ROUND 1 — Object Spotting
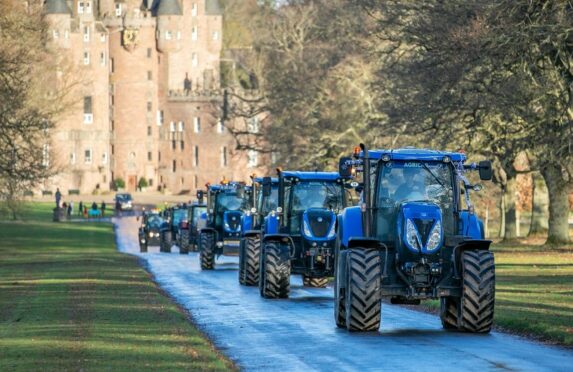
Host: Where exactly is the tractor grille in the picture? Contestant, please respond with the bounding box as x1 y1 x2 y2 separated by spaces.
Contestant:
225 211 241 231
307 210 334 238
413 218 435 246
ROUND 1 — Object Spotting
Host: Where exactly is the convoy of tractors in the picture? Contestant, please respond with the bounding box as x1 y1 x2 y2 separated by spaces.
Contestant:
137 144 495 333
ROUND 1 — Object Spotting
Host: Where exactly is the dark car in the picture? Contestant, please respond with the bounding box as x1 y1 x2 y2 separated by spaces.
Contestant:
138 211 165 252
115 193 133 211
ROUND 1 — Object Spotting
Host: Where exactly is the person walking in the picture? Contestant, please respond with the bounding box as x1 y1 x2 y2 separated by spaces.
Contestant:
69 201 74 216
78 201 83 216
101 201 106 217
55 188 62 208
67 203 72 218
83 206 88 218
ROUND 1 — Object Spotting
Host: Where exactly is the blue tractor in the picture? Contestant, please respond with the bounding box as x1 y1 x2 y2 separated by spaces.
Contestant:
238 177 279 286
334 144 494 333
259 171 352 298
198 182 251 270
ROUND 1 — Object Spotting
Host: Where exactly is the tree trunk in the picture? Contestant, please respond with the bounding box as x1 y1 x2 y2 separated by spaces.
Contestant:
502 177 518 241
528 172 549 236
541 163 571 245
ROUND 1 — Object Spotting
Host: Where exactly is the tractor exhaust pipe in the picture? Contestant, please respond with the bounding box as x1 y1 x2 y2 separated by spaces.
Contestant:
360 143 372 238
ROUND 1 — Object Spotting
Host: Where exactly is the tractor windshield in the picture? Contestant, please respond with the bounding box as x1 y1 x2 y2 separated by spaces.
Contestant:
216 193 248 212
172 209 187 225
190 206 207 224
289 181 344 234
146 214 163 228
257 185 279 215
375 161 455 243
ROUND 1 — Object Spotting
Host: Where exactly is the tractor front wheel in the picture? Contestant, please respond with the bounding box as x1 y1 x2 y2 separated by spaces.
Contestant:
179 230 190 254
160 231 171 253
243 235 261 286
459 249 495 333
260 242 290 299
200 233 215 270
344 248 381 332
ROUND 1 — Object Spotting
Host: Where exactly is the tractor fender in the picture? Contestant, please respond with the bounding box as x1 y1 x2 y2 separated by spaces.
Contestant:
348 237 384 250
243 230 261 238
452 239 493 278
262 233 294 256
340 206 364 247
200 227 219 242
242 214 254 232
458 211 485 240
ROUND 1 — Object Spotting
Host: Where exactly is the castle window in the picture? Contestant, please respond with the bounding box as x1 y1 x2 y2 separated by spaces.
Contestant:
100 52 105 66
70 153 76 165
102 152 108 164
170 121 175 132
193 117 200 133
158 151 161 161
42 144 50 167
83 26 90 42
83 96 93 124
180 177 184 186
213 31 219 41
247 150 258 168
100 33 106 42
221 147 227 167
192 26 198 41
191 3 197 16
85 1 92 14
157 110 164 126
247 117 260 133
84 149 92 164
147 101 152 112
165 30 172 40
191 53 198 67
217 119 224 133
78 2 84 14
178 121 184 132
147 71 152 80
115 3 122 17
172 160 177 172
110 58 114 73
148 152 152 161
193 146 199 166
83 51 90 65
172 140 176 150
147 48 152 58
53 30 59 39
176 31 181 40
64 30 69 39
147 126 152 136
180 141 184 150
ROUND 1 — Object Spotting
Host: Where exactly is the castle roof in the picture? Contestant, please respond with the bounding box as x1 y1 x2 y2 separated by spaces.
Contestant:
45 0 71 15
156 0 183 16
205 0 222 15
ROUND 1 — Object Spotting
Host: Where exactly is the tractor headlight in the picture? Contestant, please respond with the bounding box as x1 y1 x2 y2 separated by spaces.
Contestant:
224 222 230 230
406 219 420 251
327 221 336 239
303 219 313 237
426 221 442 251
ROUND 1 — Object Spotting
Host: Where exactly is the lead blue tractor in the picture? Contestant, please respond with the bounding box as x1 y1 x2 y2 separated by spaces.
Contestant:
334 144 495 333
238 177 279 286
199 182 251 270
258 171 352 298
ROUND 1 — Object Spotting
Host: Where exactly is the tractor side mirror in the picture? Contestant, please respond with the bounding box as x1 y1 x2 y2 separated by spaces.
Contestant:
196 190 204 201
479 160 492 181
262 177 272 197
339 157 353 178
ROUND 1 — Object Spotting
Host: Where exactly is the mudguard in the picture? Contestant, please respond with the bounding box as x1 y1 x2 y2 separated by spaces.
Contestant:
340 206 364 248
200 227 218 243
262 233 293 257
459 211 484 240
264 213 280 235
243 229 261 238
242 213 254 232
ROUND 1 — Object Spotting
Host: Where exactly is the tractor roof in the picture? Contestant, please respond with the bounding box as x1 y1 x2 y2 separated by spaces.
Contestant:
209 182 245 192
281 171 341 181
364 148 466 162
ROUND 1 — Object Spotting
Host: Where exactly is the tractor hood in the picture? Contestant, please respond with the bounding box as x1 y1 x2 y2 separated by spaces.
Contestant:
223 211 243 233
397 201 443 254
302 208 336 240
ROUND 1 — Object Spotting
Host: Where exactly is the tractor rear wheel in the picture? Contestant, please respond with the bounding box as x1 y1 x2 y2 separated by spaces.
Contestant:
244 235 261 286
260 242 290 299
459 249 495 333
440 296 459 330
334 251 347 328
200 233 215 270
344 248 381 332
160 231 171 253
179 230 190 254
303 276 328 288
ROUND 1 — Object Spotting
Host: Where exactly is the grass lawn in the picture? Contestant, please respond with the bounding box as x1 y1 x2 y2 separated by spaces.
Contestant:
0 203 235 371
423 242 573 347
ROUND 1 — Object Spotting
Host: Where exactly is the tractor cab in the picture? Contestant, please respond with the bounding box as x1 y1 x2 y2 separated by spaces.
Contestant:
186 191 208 252
258 171 352 298
199 182 251 270
334 144 495 333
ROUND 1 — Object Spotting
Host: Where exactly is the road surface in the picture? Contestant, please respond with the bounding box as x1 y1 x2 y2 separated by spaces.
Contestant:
115 217 573 371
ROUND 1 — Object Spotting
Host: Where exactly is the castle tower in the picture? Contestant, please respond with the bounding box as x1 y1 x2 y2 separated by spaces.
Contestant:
156 0 183 54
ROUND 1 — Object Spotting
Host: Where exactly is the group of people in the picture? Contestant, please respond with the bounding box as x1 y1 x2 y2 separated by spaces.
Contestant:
55 188 107 218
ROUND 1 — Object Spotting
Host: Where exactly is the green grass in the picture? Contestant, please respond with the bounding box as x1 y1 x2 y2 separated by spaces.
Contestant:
0 202 235 371
424 243 573 346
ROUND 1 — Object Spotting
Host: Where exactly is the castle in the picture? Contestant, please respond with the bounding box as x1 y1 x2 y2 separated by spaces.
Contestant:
43 0 265 194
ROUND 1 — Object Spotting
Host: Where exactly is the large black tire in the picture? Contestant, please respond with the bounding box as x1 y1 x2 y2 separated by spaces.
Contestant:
334 250 347 328
238 239 246 285
200 233 215 270
440 296 459 330
243 235 261 286
459 249 495 333
260 242 290 299
344 248 381 332
303 275 328 288
179 230 190 254
160 231 171 253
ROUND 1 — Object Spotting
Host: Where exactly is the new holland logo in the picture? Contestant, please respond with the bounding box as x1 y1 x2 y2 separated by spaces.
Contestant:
317 217 323 222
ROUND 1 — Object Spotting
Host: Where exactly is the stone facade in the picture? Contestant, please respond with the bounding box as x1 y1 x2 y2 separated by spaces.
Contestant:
44 0 267 195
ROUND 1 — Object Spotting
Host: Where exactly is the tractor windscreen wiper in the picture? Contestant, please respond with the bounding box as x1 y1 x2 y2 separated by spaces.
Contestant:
421 162 447 190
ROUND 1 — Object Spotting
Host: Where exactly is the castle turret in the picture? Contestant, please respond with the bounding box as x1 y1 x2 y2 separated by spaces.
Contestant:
44 0 71 49
155 0 183 53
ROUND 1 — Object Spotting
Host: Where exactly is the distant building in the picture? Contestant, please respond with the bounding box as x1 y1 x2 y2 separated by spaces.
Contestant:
43 0 267 194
